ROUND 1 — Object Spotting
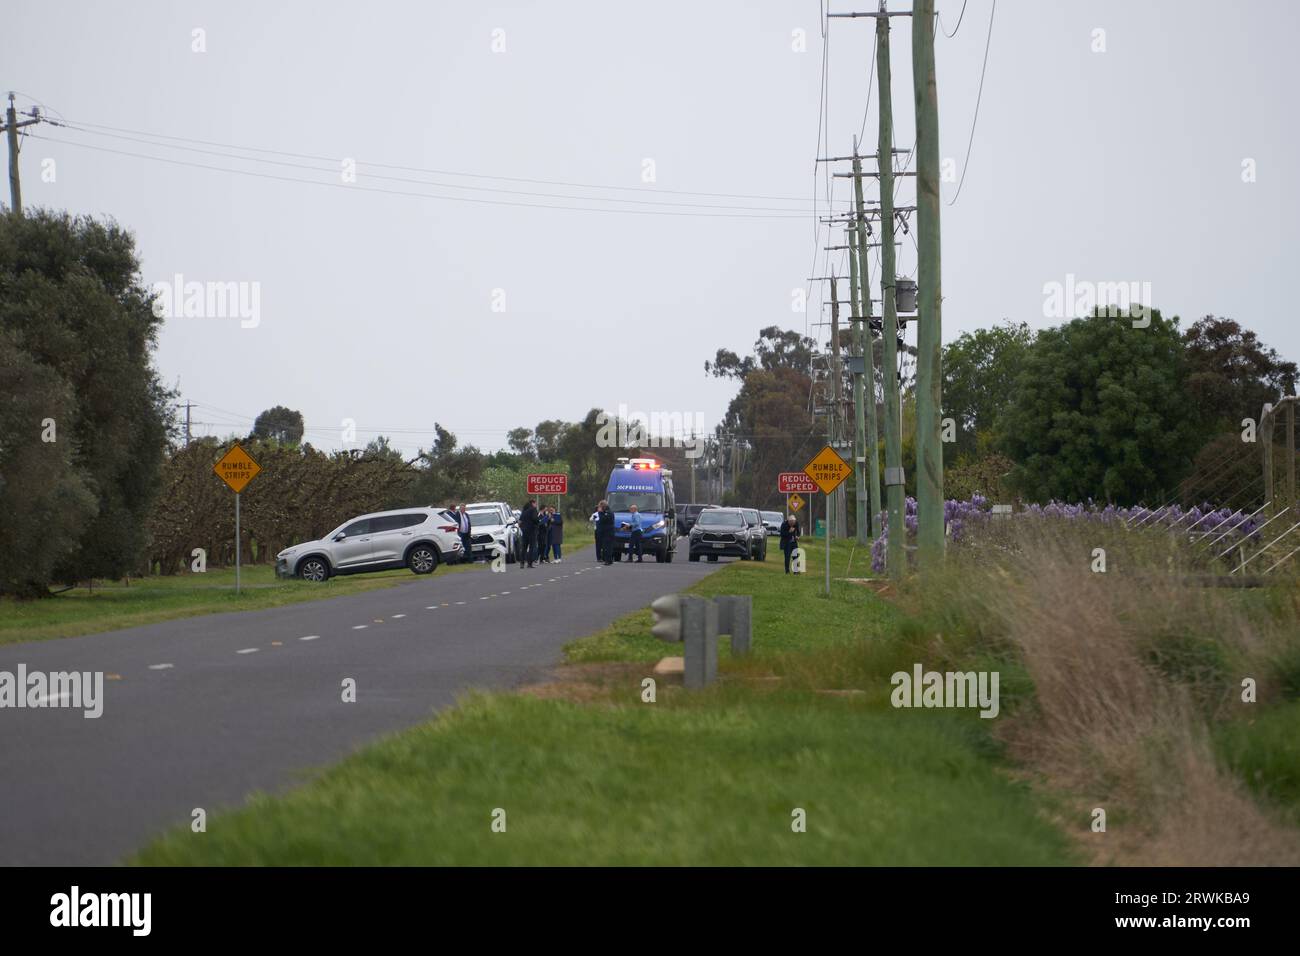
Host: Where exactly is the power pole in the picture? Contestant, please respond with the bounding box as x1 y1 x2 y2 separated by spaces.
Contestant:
690 431 697 502
850 146 883 542
829 275 843 541
876 9 908 578
912 0 945 566
3 94 43 216
183 401 194 447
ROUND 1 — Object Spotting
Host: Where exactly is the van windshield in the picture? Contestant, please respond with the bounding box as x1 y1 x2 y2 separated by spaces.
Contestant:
609 491 663 513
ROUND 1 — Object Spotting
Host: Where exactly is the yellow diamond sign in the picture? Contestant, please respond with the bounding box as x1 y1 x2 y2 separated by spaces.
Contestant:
788 493 806 513
214 442 261 493
802 444 853 495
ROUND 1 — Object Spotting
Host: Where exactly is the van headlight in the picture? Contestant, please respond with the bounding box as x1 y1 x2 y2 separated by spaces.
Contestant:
650 519 665 530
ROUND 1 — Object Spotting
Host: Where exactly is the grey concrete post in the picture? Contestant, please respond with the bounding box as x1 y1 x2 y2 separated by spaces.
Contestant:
681 596 718 689
712 595 753 656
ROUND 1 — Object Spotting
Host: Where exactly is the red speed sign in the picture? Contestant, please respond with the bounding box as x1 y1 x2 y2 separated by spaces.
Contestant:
527 474 568 495
778 472 818 494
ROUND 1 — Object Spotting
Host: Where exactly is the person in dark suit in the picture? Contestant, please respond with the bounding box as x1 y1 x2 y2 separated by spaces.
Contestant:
456 504 474 564
536 507 552 563
595 500 615 565
549 508 564 562
519 498 539 568
780 515 801 574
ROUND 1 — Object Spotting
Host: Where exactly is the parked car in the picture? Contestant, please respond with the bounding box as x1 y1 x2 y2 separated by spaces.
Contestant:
461 501 521 563
275 508 463 581
675 502 716 536
761 510 784 535
688 507 755 562
740 508 769 560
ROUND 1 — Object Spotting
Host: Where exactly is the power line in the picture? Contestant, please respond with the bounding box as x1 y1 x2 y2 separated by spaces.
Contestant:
939 0 970 38
30 133 815 220
58 117 848 207
945 0 997 206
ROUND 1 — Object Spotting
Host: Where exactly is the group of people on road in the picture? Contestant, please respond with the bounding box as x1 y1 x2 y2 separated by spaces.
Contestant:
516 498 563 569
590 499 648 565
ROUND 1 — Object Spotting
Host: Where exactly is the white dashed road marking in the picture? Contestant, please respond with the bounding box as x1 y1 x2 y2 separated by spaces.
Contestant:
147 663 174 670
352 625 368 630
392 614 406 619
300 635 320 641
236 648 259 655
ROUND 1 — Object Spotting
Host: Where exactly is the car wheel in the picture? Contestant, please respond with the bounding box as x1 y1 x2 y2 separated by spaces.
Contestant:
407 544 439 575
689 552 700 562
666 543 675 563
297 557 329 582
707 554 718 562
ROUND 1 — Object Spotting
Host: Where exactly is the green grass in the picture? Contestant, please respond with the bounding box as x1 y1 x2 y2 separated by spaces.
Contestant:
132 535 1080 866
1214 700 1300 826
0 561 476 646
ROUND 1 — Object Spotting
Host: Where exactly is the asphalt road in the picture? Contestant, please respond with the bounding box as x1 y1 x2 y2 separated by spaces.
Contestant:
0 544 722 865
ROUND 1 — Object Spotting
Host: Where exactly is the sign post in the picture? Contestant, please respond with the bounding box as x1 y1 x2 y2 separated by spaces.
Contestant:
214 443 262 594
802 445 853 596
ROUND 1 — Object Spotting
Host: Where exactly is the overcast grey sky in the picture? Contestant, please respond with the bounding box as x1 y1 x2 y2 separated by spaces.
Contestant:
7 1 1298 455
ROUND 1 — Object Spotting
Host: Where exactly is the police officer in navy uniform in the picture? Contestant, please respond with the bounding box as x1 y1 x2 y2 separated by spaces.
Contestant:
595 499 615 565
519 498 539 568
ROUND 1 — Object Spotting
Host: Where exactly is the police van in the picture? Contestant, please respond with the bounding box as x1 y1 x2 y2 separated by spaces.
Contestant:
605 457 677 562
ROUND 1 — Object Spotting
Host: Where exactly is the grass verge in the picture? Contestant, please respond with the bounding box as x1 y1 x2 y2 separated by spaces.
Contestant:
0 560 478 646
133 536 1078 866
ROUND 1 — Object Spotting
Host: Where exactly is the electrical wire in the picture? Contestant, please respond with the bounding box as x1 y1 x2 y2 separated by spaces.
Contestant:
945 0 996 206
939 0 970 38
30 133 815 220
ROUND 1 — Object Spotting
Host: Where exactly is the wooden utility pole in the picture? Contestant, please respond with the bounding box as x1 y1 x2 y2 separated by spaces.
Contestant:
876 10 907 578
829 275 842 540
2 94 43 215
912 0 945 566
850 146 883 542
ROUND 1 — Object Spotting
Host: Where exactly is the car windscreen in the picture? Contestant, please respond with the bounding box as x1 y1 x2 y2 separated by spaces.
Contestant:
696 511 744 528
467 511 502 528
762 512 782 523
609 491 663 513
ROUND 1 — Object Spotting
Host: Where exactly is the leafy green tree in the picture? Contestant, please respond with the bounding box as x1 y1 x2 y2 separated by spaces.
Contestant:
0 331 99 595
1183 316 1297 432
251 405 305 445
0 210 173 587
942 320 1035 464
997 308 1201 505
506 427 534 458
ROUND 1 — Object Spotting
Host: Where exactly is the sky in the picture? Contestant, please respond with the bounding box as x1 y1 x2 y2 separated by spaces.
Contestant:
6 0 1298 456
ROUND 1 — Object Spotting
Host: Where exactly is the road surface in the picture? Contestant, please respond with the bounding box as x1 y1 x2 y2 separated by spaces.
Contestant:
0 547 721 865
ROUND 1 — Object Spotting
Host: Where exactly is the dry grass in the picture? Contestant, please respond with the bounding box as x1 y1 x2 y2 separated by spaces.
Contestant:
908 521 1300 866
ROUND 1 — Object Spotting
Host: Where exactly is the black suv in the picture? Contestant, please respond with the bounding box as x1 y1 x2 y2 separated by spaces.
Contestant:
688 508 749 562
739 508 769 561
675 503 715 536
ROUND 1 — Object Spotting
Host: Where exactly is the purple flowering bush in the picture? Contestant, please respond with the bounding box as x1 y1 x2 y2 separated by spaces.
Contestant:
870 496 1263 573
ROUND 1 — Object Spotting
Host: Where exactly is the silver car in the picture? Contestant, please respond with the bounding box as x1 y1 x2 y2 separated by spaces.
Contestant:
276 507 463 581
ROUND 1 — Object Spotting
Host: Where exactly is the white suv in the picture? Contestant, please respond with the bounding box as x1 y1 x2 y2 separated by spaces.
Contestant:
460 501 521 563
276 508 463 581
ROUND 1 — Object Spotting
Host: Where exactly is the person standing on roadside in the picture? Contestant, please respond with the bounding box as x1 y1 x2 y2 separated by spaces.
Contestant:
549 507 564 563
456 504 474 564
519 498 539 568
622 504 645 562
595 499 615 565
537 506 552 564
780 514 801 574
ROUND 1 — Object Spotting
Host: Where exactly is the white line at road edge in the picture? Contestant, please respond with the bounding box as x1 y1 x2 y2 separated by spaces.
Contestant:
236 648 259 655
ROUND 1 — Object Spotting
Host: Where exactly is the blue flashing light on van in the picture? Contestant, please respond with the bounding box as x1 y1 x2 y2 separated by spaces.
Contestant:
605 457 677 562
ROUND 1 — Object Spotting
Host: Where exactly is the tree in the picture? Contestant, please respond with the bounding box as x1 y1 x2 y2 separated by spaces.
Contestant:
942 320 1035 464
0 210 172 588
506 427 534 458
251 405 305 445
997 308 1201 505
1183 316 1297 433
